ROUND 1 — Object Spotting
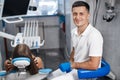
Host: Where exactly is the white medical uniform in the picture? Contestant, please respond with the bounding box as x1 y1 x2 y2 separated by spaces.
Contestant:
71 24 103 64
71 24 103 80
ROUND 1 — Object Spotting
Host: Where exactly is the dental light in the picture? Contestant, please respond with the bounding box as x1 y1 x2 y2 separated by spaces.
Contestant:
103 0 116 22
0 20 44 49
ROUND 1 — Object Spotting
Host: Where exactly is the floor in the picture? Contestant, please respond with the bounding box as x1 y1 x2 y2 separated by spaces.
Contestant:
32 48 112 80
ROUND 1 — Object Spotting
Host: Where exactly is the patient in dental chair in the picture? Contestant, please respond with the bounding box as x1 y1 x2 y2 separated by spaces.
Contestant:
4 44 43 75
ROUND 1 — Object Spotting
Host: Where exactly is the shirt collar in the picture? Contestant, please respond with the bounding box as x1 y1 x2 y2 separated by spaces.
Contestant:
74 24 92 37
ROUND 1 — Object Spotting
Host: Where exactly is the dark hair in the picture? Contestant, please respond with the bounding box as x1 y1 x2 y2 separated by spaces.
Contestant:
12 44 38 75
72 1 90 12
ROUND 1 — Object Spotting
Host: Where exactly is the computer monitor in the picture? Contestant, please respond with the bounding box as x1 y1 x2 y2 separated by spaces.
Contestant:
1 0 30 23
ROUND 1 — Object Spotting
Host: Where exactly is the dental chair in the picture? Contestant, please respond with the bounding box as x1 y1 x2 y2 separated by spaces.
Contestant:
59 59 110 79
0 57 30 80
12 57 52 80
0 57 52 80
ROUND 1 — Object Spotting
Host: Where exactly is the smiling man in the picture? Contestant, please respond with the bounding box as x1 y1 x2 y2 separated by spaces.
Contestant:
70 1 103 80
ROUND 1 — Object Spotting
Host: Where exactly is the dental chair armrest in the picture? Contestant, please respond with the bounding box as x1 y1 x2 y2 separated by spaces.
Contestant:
39 68 52 74
0 70 18 77
77 60 110 79
0 71 7 77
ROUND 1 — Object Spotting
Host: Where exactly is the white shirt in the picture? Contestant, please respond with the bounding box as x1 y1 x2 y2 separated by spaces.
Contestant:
71 24 103 63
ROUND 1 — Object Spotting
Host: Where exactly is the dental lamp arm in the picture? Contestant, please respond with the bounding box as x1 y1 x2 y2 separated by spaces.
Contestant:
0 31 24 47
0 31 44 49
0 31 15 40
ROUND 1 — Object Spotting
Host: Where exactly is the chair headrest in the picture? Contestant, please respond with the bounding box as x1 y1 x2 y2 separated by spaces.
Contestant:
12 57 30 68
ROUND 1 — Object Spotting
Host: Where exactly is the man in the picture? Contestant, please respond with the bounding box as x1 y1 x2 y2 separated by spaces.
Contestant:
71 0 103 70
70 1 103 80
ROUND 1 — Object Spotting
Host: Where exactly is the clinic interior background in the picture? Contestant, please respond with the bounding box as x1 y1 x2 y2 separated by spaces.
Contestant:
0 0 120 79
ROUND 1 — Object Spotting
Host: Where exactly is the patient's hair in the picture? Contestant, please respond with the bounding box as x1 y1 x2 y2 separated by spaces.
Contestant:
12 44 38 75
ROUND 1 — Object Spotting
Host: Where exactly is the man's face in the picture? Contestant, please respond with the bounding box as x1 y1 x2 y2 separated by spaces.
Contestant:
72 6 90 28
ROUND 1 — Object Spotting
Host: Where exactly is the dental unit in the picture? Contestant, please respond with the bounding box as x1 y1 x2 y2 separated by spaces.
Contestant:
0 57 52 80
0 20 44 49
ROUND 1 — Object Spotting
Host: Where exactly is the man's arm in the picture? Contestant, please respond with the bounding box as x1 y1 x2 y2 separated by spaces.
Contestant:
71 56 101 70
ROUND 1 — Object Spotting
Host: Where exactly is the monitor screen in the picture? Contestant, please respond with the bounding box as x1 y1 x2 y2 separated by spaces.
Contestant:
2 0 30 18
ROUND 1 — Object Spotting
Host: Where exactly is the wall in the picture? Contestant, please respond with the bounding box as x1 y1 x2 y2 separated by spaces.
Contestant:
95 0 120 79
